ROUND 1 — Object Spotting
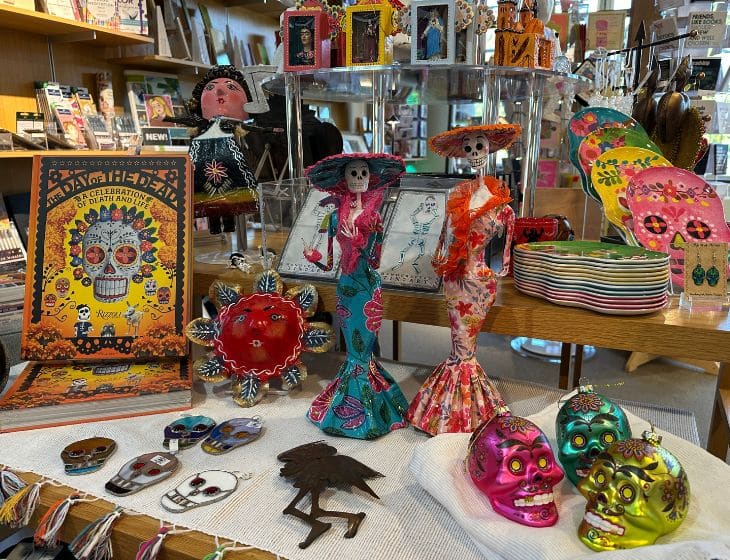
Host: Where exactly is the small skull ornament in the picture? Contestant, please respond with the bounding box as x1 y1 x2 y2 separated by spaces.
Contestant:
201 417 263 455
578 430 690 551
467 410 564 527
163 415 216 451
105 452 179 496
344 160 370 193
160 470 239 513
61 437 116 475
556 386 631 486
461 131 490 170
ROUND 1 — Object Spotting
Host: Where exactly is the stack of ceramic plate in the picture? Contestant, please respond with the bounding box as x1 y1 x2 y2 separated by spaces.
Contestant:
513 241 670 315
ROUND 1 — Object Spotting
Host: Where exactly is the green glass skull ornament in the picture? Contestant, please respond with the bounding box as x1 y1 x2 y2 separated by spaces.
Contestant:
556 386 631 486
577 430 690 550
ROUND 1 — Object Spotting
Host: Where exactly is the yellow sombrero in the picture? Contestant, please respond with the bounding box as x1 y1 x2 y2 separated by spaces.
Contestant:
429 124 522 158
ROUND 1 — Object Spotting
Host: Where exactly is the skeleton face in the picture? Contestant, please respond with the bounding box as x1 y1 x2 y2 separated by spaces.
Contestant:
144 278 158 297
55 278 70 298
61 437 116 475
344 160 370 193
163 415 216 450
468 412 564 527
77 305 91 321
461 132 490 170
82 221 141 303
424 196 437 213
577 431 689 550
160 470 238 513
201 417 263 455
105 452 179 496
157 287 171 305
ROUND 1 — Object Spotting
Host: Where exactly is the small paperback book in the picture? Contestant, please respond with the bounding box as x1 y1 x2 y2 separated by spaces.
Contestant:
0 360 192 432
21 155 192 361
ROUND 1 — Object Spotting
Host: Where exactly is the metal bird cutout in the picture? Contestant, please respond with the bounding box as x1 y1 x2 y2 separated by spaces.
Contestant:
278 441 384 548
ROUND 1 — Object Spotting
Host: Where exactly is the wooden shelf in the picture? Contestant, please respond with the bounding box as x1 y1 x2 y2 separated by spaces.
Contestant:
0 5 153 46
108 55 213 73
0 149 129 159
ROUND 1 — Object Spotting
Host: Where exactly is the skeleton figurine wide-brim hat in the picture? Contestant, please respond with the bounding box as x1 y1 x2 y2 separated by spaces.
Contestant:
429 124 522 158
305 153 405 193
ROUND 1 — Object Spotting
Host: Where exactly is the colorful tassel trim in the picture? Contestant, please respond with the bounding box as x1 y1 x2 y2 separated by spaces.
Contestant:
136 527 170 560
35 494 81 548
0 468 27 505
69 507 123 560
0 480 41 528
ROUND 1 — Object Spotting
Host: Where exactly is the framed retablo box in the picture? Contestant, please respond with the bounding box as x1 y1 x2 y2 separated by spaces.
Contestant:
277 189 342 281
283 9 331 71
21 155 192 362
379 189 447 291
345 2 392 66
411 0 456 65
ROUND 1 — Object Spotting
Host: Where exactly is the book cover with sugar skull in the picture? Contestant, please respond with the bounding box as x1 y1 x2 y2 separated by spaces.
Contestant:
22 155 192 361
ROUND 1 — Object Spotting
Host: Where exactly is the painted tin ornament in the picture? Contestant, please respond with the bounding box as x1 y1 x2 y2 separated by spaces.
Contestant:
467 409 564 527
556 386 631 486
578 430 690 551
105 452 179 496
61 437 117 476
186 270 335 406
201 417 263 455
160 470 239 513
162 415 216 452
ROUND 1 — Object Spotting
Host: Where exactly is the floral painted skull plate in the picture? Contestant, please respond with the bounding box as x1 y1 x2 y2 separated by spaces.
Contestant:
578 430 689 551
61 437 116 475
162 415 216 452
626 166 730 287
186 270 335 406
578 128 661 201
556 386 631 487
568 108 644 202
201 417 263 454
467 410 564 527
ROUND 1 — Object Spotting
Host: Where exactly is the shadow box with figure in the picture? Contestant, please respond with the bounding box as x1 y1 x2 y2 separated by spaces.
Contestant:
411 0 456 65
283 9 331 72
345 1 393 67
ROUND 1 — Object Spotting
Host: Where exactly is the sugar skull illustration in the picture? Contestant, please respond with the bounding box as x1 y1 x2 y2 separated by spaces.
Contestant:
55 278 70 298
626 167 730 287
144 278 158 297
467 410 565 527
556 386 631 486
69 204 157 303
577 430 690 551
186 270 335 407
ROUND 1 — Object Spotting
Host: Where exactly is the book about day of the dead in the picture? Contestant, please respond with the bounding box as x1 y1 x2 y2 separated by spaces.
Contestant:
0 360 192 432
21 155 192 362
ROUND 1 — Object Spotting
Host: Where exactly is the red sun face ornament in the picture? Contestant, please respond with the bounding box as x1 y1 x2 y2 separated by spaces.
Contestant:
186 270 335 406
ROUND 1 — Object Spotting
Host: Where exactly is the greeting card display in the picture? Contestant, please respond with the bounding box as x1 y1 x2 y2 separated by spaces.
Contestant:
283 9 331 71
21 155 192 361
626 166 730 288
345 1 394 66
410 0 456 65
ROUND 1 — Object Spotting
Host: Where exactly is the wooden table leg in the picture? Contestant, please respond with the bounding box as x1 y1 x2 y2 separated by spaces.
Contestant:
707 362 730 460
573 344 584 389
559 342 571 390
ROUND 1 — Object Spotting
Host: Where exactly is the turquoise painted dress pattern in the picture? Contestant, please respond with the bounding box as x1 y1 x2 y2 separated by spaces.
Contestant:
307 208 409 439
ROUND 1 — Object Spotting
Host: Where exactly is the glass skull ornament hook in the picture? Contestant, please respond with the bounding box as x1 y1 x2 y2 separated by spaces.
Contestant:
186 270 335 406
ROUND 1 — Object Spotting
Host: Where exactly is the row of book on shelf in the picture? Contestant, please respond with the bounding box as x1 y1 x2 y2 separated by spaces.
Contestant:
0 154 194 432
5 70 190 152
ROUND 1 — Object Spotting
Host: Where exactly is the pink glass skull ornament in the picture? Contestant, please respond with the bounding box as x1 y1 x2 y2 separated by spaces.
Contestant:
467 411 564 527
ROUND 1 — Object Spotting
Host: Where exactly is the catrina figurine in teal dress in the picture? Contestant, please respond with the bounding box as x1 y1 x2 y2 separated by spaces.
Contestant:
303 153 409 439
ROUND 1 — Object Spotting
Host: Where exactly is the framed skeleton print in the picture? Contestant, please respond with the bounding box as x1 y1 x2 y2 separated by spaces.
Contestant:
283 9 331 71
411 0 456 65
379 189 447 291
345 2 393 66
276 189 342 281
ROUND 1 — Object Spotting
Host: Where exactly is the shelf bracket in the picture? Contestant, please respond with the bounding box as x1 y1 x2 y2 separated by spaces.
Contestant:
50 31 98 44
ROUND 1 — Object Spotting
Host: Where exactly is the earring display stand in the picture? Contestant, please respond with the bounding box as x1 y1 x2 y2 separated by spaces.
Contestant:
679 242 730 312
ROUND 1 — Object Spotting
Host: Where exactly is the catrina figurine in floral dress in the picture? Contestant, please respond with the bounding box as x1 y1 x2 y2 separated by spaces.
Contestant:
303 153 409 439
408 124 521 435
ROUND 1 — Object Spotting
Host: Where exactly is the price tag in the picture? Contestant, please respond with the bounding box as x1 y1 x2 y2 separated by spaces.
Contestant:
150 454 171 466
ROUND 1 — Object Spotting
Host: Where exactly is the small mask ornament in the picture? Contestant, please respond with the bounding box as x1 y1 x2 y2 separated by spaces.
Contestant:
577 430 690 551
467 410 565 527
201 417 263 455
61 437 117 475
105 452 179 496
186 270 334 406
162 415 217 452
160 470 239 513
556 386 631 486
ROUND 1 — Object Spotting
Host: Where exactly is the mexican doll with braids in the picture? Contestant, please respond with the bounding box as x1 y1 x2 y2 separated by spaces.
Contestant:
408 124 521 435
303 153 409 439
